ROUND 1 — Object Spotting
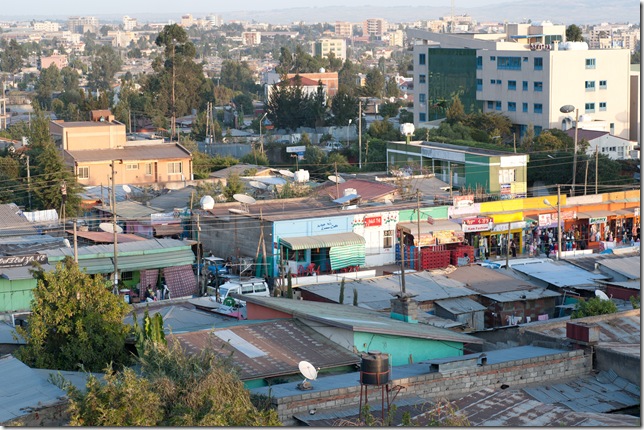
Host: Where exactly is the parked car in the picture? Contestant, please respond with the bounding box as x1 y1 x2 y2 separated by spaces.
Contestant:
323 141 344 152
207 277 270 306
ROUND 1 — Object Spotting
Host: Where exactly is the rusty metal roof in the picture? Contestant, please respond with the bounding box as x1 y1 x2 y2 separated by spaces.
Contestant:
65 143 190 162
64 230 147 244
596 256 640 280
168 319 359 381
315 178 398 202
445 265 540 294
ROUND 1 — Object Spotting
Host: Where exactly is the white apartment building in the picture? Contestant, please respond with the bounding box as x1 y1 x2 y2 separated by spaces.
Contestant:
363 18 386 37
388 30 404 47
123 16 137 31
33 21 59 32
312 38 347 60
242 31 261 46
67 16 98 34
334 21 352 38
206 14 223 27
180 14 194 27
477 43 630 139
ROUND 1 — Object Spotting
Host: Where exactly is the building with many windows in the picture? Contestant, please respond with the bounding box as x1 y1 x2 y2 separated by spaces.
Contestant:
334 21 352 38
363 18 386 37
122 16 137 31
67 16 98 34
312 38 347 60
408 26 632 140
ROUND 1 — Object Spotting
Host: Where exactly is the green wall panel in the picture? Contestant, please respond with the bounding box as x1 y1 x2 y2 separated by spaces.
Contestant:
354 332 463 366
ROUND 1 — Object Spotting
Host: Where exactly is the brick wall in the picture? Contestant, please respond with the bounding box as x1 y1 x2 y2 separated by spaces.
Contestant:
268 349 591 425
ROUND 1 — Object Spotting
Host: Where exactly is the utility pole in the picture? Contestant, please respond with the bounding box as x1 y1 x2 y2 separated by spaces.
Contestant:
25 155 31 210
571 108 579 197
398 227 406 294
171 39 176 142
73 219 78 263
584 159 589 195
334 162 340 199
358 101 362 169
110 161 121 293
416 190 421 271
196 213 202 295
505 223 510 269
449 162 453 199
595 147 598 195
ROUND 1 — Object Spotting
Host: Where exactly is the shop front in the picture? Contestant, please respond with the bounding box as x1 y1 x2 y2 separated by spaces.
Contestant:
460 217 493 259
278 232 366 275
576 210 613 249
479 212 524 257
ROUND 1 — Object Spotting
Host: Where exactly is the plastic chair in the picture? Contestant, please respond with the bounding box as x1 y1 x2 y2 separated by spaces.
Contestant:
306 263 319 276
297 265 307 277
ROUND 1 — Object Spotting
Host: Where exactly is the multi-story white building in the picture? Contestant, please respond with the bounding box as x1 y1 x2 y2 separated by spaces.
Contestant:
33 21 59 32
206 14 223 27
388 30 404 47
242 31 261 46
312 38 347 60
180 14 194 27
123 16 137 31
334 21 352 38
408 26 632 140
363 18 386 37
67 16 98 34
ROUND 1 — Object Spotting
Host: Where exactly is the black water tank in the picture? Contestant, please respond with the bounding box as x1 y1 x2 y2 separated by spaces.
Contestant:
360 351 390 385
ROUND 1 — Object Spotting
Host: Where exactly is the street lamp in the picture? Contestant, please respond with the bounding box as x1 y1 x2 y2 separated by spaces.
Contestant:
259 112 268 155
543 184 562 260
347 119 352 147
560 105 579 196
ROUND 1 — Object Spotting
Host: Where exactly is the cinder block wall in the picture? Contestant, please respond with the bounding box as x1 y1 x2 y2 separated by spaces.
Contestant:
271 350 591 425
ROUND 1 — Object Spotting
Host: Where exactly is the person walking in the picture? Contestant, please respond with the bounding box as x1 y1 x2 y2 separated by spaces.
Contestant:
510 239 517 258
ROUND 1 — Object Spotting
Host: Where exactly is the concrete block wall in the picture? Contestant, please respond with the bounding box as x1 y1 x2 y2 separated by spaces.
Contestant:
271 349 591 425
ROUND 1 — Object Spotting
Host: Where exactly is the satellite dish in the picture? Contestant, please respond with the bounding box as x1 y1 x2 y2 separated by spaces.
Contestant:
233 194 257 205
99 222 123 234
595 290 610 301
384 198 393 206
249 180 268 190
200 195 215 210
298 360 318 381
279 169 295 178
122 184 132 193
328 175 345 184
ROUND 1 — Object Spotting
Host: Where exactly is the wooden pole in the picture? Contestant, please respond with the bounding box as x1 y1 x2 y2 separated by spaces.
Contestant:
73 219 78 263
584 159 589 195
399 227 406 294
416 190 421 270
595 146 598 195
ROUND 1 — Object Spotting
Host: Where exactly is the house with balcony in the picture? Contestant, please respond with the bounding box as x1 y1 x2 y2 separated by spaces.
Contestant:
51 110 192 187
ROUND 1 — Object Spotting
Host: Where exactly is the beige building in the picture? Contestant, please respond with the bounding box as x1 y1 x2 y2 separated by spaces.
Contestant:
33 21 59 32
51 111 193 187
312 38 347 60
363 18 386 37
334 21 352 38
242 31 262 46
39 55 68 70
67 16 98 34
388 30 404 47
123 16 137 31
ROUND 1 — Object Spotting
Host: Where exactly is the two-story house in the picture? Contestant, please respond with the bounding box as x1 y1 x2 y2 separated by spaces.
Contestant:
51 110 193 187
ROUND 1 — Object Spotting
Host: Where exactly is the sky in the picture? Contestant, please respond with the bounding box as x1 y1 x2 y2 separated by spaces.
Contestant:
2 0 512 17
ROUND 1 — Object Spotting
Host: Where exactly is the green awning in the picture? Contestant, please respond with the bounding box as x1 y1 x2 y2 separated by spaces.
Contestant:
329 244 365 270
74 249 196 274
279 232 366 251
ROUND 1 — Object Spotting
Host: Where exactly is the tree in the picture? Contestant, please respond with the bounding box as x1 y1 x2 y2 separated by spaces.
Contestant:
87 45 122 93
566 24 584 42
445 94 466 125
223 172 244 201
15 257 131 372
0 39 25 73
368 120 400 141
338 278 345 304
379 102 399 119
220 60 259 93
570 296 617 319
353 288 358 306
34 64 62 110
521 123 535 151
363 67 385 98
329 89 359 126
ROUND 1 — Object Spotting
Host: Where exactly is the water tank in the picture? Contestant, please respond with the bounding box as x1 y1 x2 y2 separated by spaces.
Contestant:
360 351 390 385
344 188 357 197
560 41 589 50
294 169 310 183
200 195 215 210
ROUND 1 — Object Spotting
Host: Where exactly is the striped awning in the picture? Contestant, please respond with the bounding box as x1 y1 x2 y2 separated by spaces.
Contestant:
329 244 365 270
279 232 366 251
398 220 460 235
577 210 614 220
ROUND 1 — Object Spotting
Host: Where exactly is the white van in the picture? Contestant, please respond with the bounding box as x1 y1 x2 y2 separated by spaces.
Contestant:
207 277 269 305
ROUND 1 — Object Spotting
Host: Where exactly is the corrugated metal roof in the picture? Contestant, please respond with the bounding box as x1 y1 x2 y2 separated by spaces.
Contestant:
244 296 483 345
0 355 67 423
434 297 486 314
0 234 68 255
510 259 609 288
65 143 190 162
596 256 640 280
398 219 460 234
147 186 196 211
0 264 55 280
280 232 365 250
95 200 164 218
598 279 640 290
445 265 540 294
480 288 561 303
44 238 191 259
445 387 640 427
315 179 398 202
0 204 38 238
300 271 476 308
64 230 147 244
169 319 360 381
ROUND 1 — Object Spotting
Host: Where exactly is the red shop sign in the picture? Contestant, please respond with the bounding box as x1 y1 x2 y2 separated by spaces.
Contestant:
463 217 492 225
364 216 382 227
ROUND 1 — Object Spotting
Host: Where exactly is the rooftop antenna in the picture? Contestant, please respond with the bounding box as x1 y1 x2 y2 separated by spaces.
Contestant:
297 360 318 390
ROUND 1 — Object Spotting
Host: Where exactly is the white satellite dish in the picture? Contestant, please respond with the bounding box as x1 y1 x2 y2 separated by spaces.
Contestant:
99 222 123 234
122 184 132 193
248 180 268 190
200 195 215 210
298 360 318 382
279 169 295 178
233 194 257 205
328 175 345 184
595 290 610 301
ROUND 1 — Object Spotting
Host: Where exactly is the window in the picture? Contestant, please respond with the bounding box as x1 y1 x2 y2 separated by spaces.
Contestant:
145 163 153 176
534 103 543 114
383 230 394 249
599 102 607 111
534 81 543 92
476 78 482 91
585 102 595 113
419 53 426 65
476 56 482 70
508 102 516 112
585 80 595 91
496 79 502 85
487 101 494 109
419 74 426 84
522 102 528 113
497 56 521 70
495 101 501 111
168 162 182 174
77 166 89 179
534 126 542 135
508 80 516 90
126 163 138 170
585 58 596 69
490 56 496 61
599 80 607 89
121 271 134 281
534 57 543 70
490 79 496 84
523 57 528 62
419 94 426 103
610 123 614 134
419 113 426 122
522 81 528 91
499 169 515 183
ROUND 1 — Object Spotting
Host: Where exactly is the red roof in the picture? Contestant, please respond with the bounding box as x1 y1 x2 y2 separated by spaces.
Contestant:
282 75 324 87
317 178 398 202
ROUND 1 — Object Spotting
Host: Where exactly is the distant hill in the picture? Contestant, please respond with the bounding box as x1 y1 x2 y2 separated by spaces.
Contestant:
3 0 639 26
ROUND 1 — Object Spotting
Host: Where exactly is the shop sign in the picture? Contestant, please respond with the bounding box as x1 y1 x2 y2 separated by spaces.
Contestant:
538 210 576 226
589 216 607 224
364 216 382 227
500 184 512 194
453 195 474 208
635 208 640 217
462 217 492 233
491 221 526 232
0 254 48 268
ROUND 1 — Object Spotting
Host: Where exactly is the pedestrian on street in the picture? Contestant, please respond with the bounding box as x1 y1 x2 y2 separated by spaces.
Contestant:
510 239 517 258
